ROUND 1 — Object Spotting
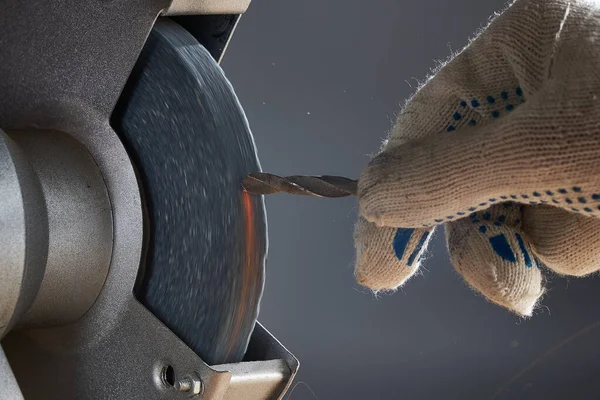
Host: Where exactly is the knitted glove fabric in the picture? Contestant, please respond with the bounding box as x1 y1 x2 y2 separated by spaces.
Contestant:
355 0 600 316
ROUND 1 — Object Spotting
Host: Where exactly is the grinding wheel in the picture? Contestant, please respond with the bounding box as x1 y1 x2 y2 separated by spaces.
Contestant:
112 19 267 365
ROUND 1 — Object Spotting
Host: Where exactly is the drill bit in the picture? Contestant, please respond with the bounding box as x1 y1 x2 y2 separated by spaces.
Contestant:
242 172 357 198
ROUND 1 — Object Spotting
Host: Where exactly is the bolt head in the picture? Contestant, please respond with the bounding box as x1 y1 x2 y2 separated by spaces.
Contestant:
182 374 202 396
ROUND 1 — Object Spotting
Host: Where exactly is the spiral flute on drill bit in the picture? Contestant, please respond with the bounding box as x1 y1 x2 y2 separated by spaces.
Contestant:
243 172 358 198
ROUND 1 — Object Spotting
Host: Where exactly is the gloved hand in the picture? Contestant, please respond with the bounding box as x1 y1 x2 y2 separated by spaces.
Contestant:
354 0 600 316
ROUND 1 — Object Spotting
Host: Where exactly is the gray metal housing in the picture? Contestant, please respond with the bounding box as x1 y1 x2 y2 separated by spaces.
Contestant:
0 0 297 398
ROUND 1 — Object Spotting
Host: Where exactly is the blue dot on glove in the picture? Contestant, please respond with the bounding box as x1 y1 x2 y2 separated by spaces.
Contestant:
515 233 532 268
489 234 517 263
393 228 415 261
407 231 430 266
393 228 429 266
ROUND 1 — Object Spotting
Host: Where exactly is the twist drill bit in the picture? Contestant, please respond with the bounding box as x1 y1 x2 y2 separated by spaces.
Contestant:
242 172 357 198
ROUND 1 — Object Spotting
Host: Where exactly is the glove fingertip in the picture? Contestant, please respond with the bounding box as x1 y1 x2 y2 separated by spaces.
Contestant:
510 287 545 317
447 204 545 316
354 220 434 291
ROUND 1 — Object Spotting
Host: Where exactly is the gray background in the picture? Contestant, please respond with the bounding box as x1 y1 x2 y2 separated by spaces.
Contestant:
222 1 600 399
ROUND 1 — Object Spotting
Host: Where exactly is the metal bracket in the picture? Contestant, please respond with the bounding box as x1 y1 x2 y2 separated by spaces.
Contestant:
3 297 297 399
163 0 251 16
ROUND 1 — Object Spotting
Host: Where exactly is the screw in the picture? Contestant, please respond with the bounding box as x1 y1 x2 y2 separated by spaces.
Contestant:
175 378 192 392
174 374 203 396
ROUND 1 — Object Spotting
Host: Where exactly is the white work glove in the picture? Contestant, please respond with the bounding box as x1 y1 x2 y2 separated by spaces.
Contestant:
354 0 600 316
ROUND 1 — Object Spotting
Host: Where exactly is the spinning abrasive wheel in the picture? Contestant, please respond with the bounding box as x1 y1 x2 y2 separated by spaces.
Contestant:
117 19 266 366
0 3 297 399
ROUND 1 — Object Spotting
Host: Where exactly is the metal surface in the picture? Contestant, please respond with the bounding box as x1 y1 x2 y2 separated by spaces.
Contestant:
0 130 47 339
4 296 297 400
214 360 290 400
0 0 161 397
175 374 203 394
0 0 166 352
115 19 267 366
0 346 23 400
164 0 251 16
0 0 170 122
0 1 298 398
7 129 113 328
243 173 357 197
223 323 300 400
